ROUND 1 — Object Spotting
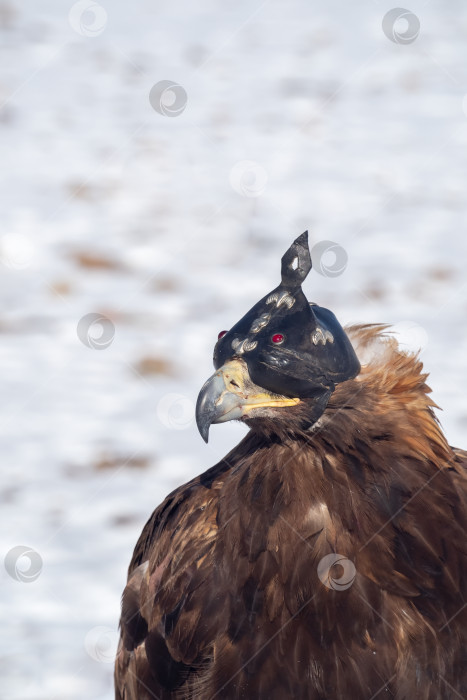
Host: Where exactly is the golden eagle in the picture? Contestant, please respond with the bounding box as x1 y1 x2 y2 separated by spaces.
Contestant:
115 233 467 699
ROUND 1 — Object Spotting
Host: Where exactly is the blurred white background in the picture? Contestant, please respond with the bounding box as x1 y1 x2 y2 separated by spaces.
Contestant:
1 0 467 697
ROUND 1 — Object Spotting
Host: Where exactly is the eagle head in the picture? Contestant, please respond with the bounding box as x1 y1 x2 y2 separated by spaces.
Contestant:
196 232 360 442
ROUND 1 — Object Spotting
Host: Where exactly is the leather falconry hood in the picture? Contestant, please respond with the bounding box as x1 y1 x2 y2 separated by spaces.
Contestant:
213 231 361 413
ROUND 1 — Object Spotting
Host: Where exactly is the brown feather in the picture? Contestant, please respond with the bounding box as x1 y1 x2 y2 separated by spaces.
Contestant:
115 325 467 699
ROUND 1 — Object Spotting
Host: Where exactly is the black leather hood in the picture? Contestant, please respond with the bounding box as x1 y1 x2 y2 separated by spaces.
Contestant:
213 231 361 399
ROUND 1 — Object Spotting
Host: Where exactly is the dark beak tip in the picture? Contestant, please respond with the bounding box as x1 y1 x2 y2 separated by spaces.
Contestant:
196 366 244 443
199 424 210 444
196 372 226 444
195 391 211 444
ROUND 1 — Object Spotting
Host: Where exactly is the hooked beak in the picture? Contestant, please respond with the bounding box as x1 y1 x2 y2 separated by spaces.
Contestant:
195 359 300 443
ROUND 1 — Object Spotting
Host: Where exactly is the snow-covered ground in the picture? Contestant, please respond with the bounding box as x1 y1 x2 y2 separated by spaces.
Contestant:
1 0 467 697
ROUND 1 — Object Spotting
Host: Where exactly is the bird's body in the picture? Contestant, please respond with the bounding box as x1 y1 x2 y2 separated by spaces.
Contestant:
115 324 467 700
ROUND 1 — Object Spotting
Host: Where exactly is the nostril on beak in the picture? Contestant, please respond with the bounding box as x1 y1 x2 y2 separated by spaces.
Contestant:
229 379 241 394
